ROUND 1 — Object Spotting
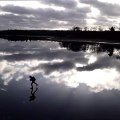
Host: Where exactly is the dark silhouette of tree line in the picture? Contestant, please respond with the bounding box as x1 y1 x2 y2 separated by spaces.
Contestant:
71 26 116 31
0 26 119 41
2 33 120 58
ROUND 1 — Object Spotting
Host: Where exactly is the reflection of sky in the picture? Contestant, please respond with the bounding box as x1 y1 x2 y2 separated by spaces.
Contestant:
1 39 120 92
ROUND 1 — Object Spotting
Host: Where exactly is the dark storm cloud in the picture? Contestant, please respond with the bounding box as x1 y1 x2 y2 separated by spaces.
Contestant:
41 0 77 8
0 0 119 29
0 39 88 65
0 1 91 29
28 50 88 74
0 40 87 62
94 16 112 26
0 39 52 53
40 61 75 74
77 54 120 71
0 49 89 76
1 48 88 63
80 0 120 17
0 40 89 74
1 5 31 15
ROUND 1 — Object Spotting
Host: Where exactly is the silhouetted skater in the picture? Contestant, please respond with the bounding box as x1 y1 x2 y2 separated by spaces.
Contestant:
29 76 38 89
29 87 38 101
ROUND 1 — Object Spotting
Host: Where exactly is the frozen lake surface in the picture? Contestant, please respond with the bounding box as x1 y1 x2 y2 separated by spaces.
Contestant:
0 38 120 120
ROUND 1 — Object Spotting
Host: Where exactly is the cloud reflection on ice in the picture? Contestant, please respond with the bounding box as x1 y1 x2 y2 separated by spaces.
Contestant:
0 39 120 92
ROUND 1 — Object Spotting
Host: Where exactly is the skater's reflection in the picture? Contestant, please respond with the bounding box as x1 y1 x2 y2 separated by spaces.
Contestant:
29 87 38 101
29 76 38 102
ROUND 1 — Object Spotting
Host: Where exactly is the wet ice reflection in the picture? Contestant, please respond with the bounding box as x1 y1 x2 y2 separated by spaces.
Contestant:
0 39 120 92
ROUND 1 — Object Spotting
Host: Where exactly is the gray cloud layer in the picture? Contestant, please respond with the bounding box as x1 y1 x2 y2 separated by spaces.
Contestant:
41 0 77 8
77 55 120 71
0 0 120 29
0 1 90 29
80 0 120 17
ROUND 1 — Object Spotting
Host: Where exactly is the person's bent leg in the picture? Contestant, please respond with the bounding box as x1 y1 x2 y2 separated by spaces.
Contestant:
34 82 38 86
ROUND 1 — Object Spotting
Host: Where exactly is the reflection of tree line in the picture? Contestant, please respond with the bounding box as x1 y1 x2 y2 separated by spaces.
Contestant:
1 34 120 58
1 35 51 41
60 41 120 57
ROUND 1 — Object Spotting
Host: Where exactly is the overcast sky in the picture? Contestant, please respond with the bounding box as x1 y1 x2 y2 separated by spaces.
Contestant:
0 0 120 30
